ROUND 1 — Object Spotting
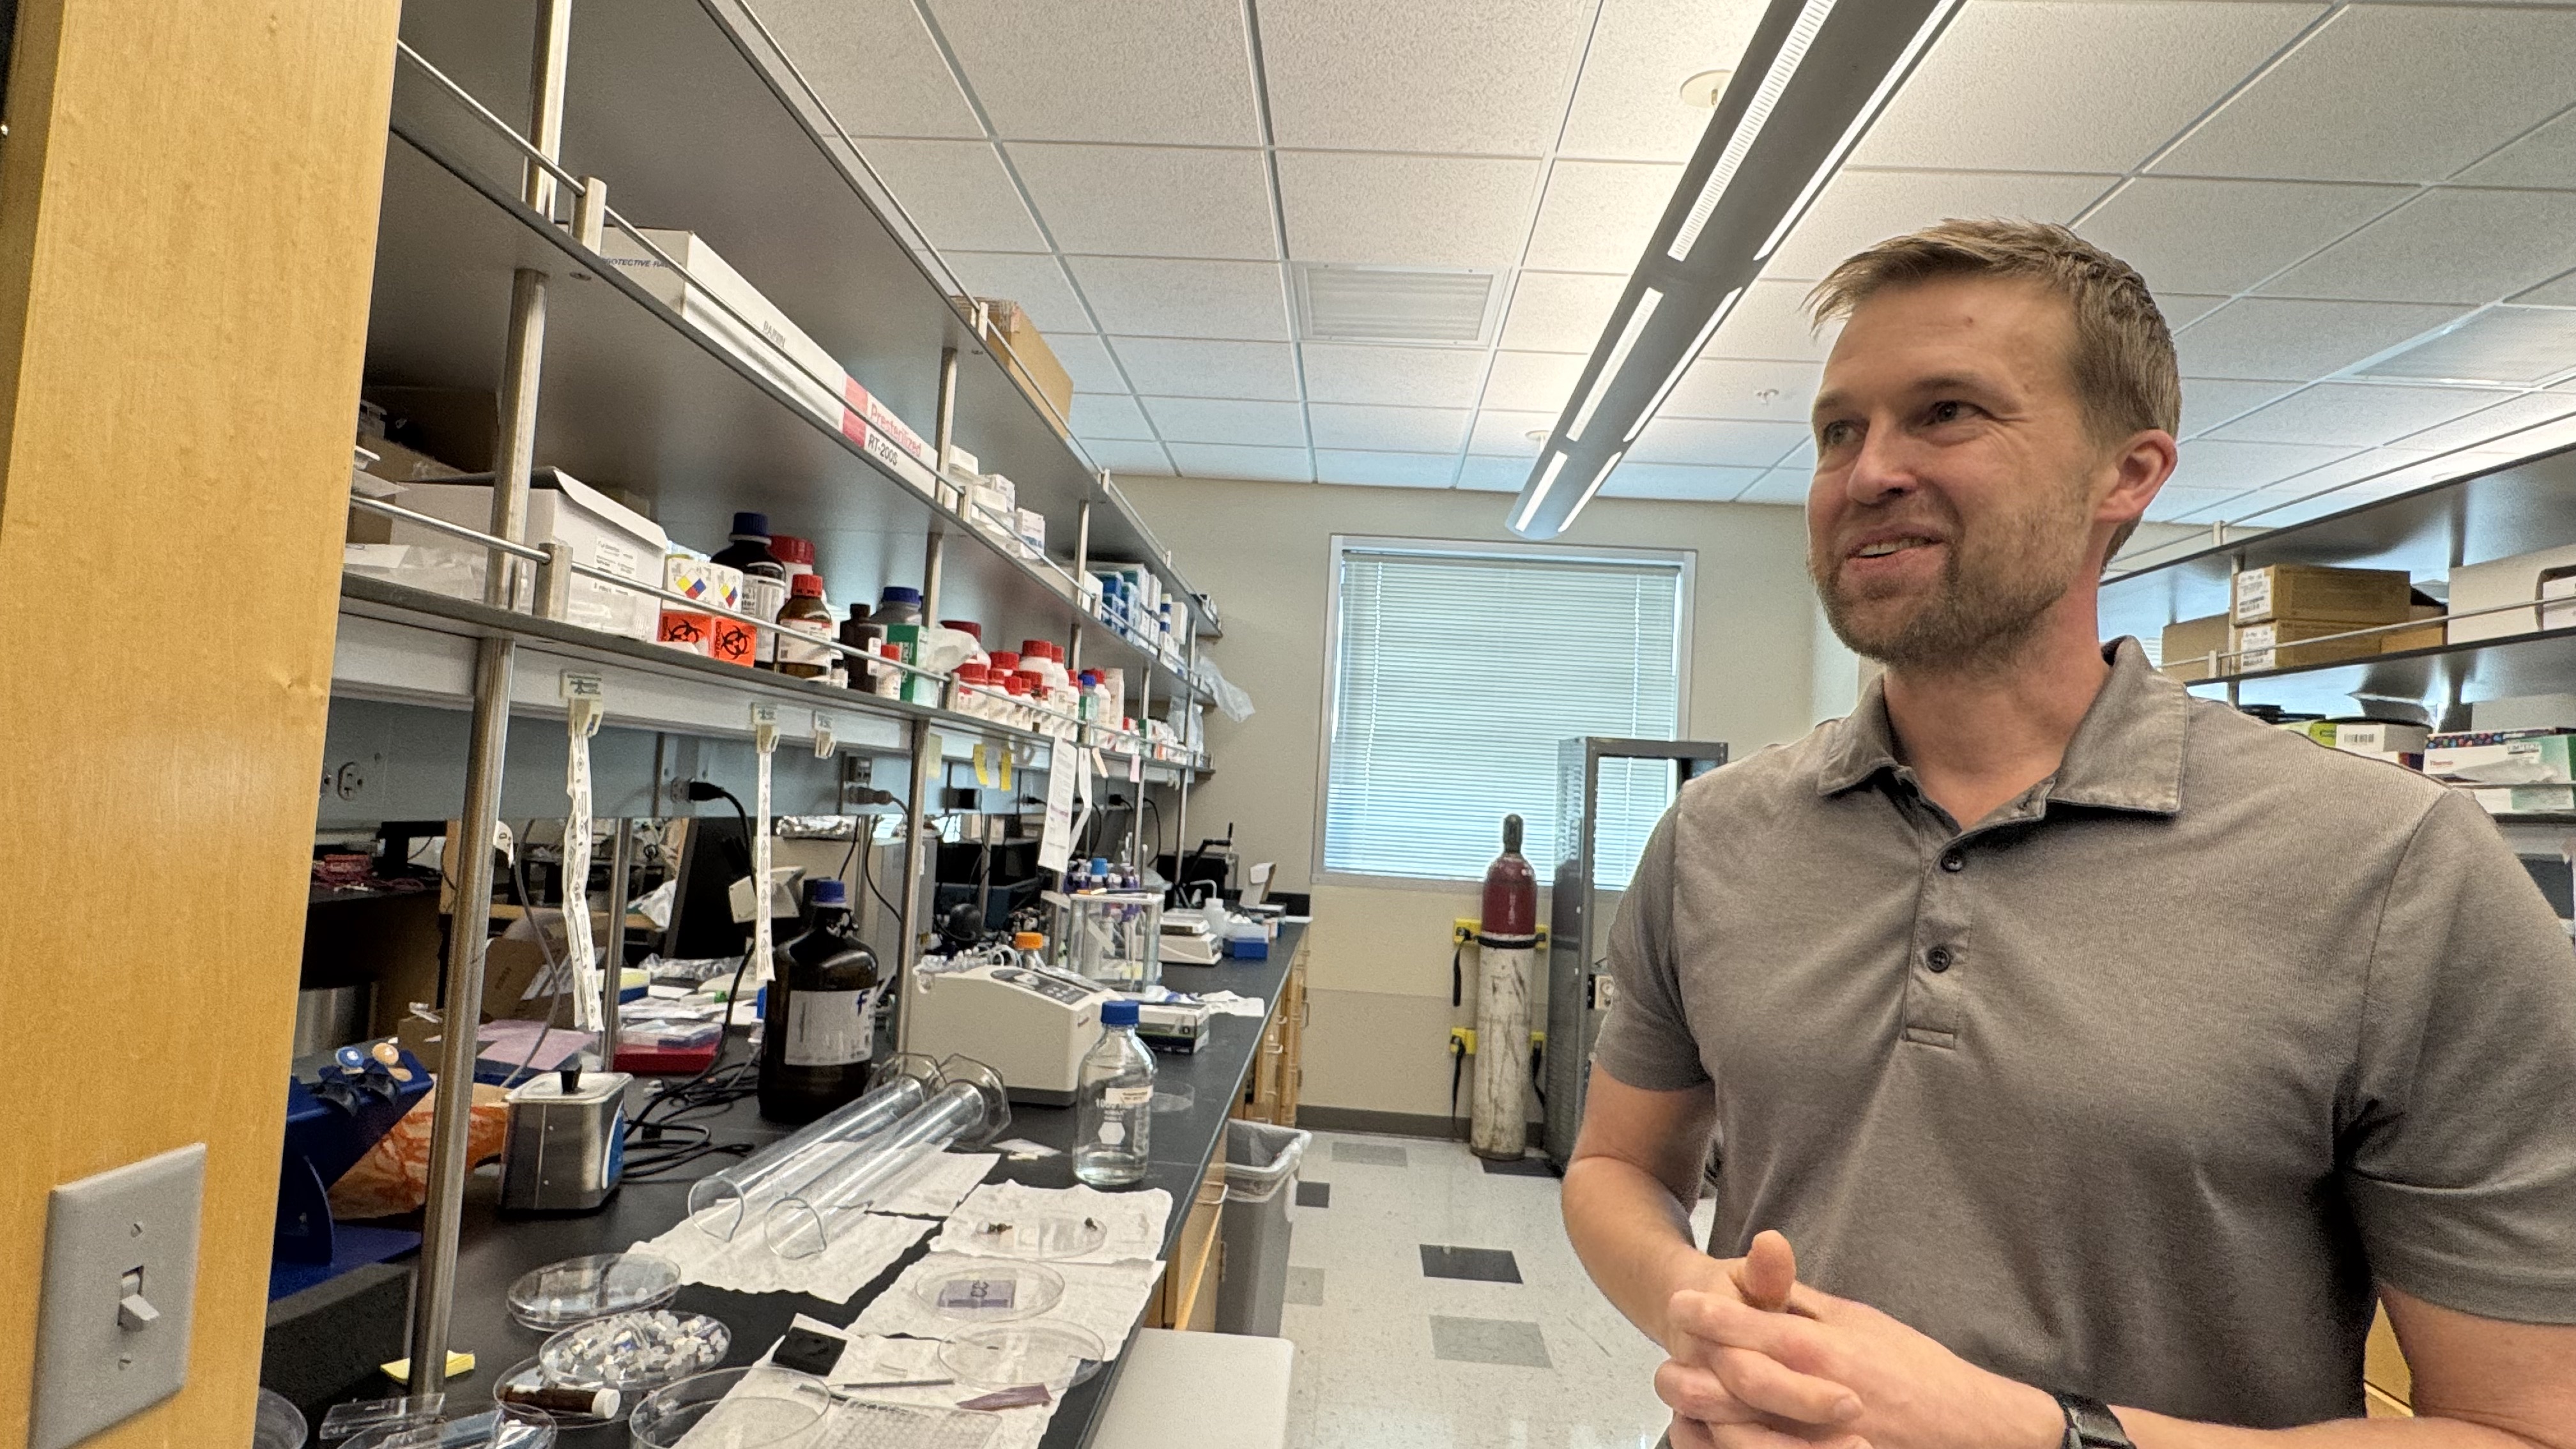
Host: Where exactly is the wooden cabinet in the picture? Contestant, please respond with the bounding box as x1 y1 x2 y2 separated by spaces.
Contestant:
2363 1305 2412 1418
1149 1138 1228 1331
1236 934 1308 1126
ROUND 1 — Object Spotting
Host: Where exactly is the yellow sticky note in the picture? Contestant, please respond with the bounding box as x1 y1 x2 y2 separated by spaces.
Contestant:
379 1350 475 1385
974 744 998 788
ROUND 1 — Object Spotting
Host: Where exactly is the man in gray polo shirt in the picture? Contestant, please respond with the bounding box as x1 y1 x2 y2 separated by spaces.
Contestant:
1563 219 2576 1449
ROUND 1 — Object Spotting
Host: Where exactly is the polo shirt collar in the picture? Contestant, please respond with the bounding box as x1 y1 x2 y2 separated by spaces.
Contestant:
1815 637 2187 816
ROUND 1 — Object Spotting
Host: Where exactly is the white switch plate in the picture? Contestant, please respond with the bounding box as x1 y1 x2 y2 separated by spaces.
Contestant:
33 1143 205 1449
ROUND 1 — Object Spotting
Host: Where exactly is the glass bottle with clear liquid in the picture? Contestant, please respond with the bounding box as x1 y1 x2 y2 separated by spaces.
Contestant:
1074 999 1154 1188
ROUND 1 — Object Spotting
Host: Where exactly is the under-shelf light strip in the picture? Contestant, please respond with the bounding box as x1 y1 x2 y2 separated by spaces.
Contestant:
1566 290 1664 443
1665 0 1839 264
1753 0 1960 263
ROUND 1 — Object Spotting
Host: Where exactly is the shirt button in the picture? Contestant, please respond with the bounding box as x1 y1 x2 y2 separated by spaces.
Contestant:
1939 850 1965 873
1926 946 1954 974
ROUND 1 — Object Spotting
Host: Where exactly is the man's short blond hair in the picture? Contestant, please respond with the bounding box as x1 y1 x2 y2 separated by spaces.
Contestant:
1806 218 2179 560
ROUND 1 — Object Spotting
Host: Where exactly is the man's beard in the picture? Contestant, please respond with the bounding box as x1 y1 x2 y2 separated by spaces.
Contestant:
1809 489 2091 674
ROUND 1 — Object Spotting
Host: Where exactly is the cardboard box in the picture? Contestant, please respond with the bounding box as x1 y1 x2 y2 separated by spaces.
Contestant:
2424 732 2576 785
2159 613 2233 682
389 469 670 641
965 296 1074 434
2232 564 2412 627
2334 722 2431 756
2379 604 2446 655
2446 542 2576 645
2234 619 2380 672
848 413 939 496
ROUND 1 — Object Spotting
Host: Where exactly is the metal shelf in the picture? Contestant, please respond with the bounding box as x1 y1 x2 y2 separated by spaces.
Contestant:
387 0 1219 637
2177 622 2576 721
2101 443 2576 643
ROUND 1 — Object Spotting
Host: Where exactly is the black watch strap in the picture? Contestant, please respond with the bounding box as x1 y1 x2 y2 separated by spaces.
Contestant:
2053 1392 2135 1449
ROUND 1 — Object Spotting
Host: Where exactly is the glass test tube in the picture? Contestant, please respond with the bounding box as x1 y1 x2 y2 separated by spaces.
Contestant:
763 1079 994 1259
684 1059 938 1239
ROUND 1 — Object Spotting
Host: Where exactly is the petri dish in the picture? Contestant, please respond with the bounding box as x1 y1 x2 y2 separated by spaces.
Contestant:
539 1310 730 1395
505 1252 681 1331
906 1254 1065 1322
951 1213 1108 1261
251 1388 306 1449
489 1357 625 1428
628 1367 833 1449
939 1322 1108 1388
342 1402 556 1449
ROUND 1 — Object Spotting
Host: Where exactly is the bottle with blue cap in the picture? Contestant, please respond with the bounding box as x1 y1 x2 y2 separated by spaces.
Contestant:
710 511 788 669
758 877 882 1123
1075 998 1156 1188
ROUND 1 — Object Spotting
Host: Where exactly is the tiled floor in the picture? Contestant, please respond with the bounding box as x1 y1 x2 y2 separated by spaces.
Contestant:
1278 1130 1718 1448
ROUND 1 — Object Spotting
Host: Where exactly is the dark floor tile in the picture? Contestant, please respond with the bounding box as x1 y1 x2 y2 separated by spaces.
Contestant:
1419 1244 1522 1284
1478 1154 1557 1177
1296 1180 1331 1208
1331 1140 1409 1167
1429 1315 1551 1368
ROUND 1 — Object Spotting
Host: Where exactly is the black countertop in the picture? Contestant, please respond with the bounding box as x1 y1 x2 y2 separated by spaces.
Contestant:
408 927 1299 1448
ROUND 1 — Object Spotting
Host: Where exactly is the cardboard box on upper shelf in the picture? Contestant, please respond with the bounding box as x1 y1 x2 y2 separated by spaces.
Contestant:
2379 604 2446 654
2231 564 2412 627
2446 542 2576 645
2232 619 2382 672
2158 613 2232 682
379 468 670 642
962 296 1075 436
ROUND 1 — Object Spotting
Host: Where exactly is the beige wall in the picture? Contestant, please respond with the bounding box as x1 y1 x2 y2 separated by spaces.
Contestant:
1123 477 1827 1121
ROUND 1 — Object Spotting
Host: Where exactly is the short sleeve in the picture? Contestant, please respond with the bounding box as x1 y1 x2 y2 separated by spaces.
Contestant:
2345 789 2576 1323
1590 807 1712 1092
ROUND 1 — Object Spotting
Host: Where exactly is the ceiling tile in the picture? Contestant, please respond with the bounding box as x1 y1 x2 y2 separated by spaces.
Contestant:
2152 6 2576 183
2077 178 2406 296
1045 333 1125 394
1312 449 1464 488
1558 0 1766 162
924 0 1260 146
1307 402 1469 452
1765 169 2119 281
1457 455 1541 493
1658 358 1823 422
943 252 1093 335
1070 392 1156 440
1733 468 1815 506
1259 0 1595 154
1598 463 1772 501
1064 257 1290 339
1164 442 1314 482
1009 144 1276 260
1481 351 1588 411
1109 337 1302 401
2205 382 2503 446
1706 278 1836 364
2172 298 2465 379
2257 447 2442 499
2157 294 2233 331
1468 409 1560 455
2180 378 2304 438
1629 417 1809 468
744 0 983 138
1499 273 1628 353
2516 272 2576 307
2260 189 2576 305
1522 162 1684 273
1853 3 2325 172
2144 484 2252 522
2395 391 2576 453
2457 107 2576 188
1276 153 1540 268
845 139 1045 252
1086 439 1177 475
1140 395 1308 447
2167 438 2360 493
1300 344 1489 408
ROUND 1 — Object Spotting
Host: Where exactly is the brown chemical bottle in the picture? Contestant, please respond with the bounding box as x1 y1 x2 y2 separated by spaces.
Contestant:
775 574 835 679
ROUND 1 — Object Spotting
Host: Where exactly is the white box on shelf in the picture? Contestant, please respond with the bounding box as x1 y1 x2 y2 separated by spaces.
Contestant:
386 469 669 641
1015 507 1046 560
2333 722 2430 756
848 415 939 496
2448 542 2576 645
600 228 847 425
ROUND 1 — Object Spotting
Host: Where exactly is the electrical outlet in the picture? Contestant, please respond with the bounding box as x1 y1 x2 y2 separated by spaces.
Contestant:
1450 1026 1476 1055
33 1144 205 1449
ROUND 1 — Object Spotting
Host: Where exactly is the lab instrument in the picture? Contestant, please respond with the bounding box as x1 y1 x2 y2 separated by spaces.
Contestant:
500 1067 630 1213
905 960 1114 1103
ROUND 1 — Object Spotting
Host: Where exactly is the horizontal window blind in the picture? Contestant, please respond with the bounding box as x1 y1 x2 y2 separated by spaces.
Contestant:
1325 544 1685 885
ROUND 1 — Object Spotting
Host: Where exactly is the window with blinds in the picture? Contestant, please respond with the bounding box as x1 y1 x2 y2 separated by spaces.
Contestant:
1322 540 1689 886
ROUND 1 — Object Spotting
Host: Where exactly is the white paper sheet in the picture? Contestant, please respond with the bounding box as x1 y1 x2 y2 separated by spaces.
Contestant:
870 1151 1002 1218
930 1183 1172 1266
629 1210 933 1303
1195 990 1269 1019
848 1257 1163 1360
769 1320 1056 1449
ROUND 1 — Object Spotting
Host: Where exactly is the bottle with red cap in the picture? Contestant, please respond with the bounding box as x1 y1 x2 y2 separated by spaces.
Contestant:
776 574 836 679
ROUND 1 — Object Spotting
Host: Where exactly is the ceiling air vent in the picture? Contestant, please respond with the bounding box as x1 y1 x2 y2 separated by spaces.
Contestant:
1293 263 1500 346
2355 305 2576 388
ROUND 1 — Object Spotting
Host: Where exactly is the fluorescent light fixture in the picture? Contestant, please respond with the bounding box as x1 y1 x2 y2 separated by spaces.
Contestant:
1666 0 1838 263
1511 452 1571 533
1568 289 1664 442
1754 0 1958 262
1625 286 1745 445
1561 450 1629 529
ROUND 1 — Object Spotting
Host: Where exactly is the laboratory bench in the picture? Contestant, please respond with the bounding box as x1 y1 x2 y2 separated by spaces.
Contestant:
316 926 1302 1448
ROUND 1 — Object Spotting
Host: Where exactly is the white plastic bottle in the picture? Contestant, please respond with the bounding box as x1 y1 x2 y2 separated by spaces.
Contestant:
1074 999 1154 1188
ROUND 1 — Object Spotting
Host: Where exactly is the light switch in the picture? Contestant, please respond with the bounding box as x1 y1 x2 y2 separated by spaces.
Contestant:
32 1143 205 1449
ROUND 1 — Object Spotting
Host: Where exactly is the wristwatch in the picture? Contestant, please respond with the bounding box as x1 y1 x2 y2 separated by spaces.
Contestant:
2053 1392 2136 1449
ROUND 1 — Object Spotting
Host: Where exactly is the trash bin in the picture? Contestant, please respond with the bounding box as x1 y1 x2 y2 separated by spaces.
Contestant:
1215 1120 1312 1337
